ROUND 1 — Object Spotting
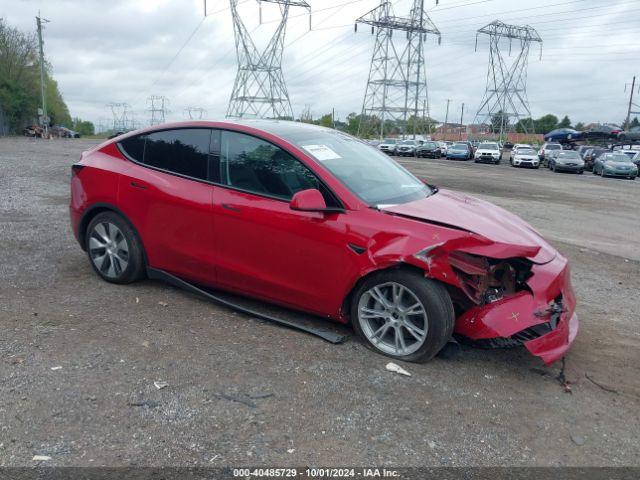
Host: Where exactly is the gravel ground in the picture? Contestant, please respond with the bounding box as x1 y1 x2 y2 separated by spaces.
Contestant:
0 137 639 467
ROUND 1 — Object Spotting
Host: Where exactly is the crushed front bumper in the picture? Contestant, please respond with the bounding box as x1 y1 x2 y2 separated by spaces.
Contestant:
454 254 578 365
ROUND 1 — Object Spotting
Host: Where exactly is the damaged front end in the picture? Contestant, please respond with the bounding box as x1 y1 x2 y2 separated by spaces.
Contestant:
413 240 578 365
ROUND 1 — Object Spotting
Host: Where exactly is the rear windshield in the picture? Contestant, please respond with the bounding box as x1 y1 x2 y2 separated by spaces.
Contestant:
546 144 562 150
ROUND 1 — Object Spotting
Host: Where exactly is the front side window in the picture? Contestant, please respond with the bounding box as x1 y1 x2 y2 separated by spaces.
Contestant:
144 129 211 180
220 131 322 201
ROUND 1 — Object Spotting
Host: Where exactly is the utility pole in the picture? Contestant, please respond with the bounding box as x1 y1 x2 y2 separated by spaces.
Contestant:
443 98 451 139
459 102 465 140
624 76 639 130
36 13 50 135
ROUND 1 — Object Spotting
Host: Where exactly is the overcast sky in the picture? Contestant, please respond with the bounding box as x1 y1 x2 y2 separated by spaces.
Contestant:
3 0 640 129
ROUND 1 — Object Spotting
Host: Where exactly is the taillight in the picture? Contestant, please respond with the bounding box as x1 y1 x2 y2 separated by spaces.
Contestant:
71 164 85 177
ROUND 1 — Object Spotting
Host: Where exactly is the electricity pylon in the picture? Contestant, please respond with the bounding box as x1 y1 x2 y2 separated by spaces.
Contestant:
473 20 542 140
356 0 440 139
148 95 169 125
107 103 131 132
185 107 207 120
227 0 310 119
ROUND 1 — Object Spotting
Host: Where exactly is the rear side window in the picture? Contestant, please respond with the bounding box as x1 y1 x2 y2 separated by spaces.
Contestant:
119 135 146 162
144 129 211 180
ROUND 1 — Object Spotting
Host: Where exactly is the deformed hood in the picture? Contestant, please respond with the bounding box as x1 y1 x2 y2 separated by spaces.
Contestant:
382 189 557 264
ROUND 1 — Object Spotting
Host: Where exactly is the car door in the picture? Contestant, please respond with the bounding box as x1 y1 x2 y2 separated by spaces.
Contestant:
211 129 350 316
117 128 217 286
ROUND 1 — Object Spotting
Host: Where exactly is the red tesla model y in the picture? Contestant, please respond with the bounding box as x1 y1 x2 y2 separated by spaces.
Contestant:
70 120 578 365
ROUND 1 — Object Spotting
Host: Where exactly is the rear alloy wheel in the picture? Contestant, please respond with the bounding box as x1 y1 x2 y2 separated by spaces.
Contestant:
352 270 454 362
86 212 145 284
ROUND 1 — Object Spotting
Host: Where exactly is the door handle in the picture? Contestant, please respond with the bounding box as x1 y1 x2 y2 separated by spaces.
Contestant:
221 203 242 212
130 181 148 190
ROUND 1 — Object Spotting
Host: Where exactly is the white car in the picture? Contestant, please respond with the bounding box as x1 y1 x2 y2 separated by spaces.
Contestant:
474 142 502 164
510 147 540 168
378 138 398 155
396 139 419 157
439 142 448 156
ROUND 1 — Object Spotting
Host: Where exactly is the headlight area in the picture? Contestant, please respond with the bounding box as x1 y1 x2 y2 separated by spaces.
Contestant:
446 251 533 307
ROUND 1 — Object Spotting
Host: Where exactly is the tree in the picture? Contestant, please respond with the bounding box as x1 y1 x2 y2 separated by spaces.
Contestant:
72 117 95 136
534 114 558 134
630 117 640 129
0 18 72 132
557 115 571 128
574 122 585 131
514 117 535 133
317 113 333 129
490 110 509 134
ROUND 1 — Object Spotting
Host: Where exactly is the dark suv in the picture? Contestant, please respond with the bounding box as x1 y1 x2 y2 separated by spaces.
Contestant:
416 141 442 158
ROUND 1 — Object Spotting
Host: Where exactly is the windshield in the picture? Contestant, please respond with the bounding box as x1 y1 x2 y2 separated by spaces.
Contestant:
479 143 499 150
451 144 468 150
546 144 562 150
383 139 396 144
556 151 580 159
292 130 433 206
603 154 632 163
423 142 438 148
517 149 536 155
401 140 415 145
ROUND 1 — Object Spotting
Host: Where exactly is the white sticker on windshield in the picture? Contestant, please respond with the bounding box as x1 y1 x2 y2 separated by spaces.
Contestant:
301 144 342 161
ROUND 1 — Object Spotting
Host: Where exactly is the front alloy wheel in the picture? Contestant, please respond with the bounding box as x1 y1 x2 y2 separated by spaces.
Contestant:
352 270 454 362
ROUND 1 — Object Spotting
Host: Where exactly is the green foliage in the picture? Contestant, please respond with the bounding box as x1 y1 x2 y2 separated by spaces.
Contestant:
574 122 585 131
557 115 572 128
629 117 640 129
534 114 559 134
0 18 72 132
72 117 95 136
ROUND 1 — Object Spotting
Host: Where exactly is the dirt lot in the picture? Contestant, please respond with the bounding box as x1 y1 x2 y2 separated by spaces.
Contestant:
1 137 639 467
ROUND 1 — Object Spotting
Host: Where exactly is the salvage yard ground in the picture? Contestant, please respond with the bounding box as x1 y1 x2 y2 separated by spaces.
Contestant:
1 137 639 467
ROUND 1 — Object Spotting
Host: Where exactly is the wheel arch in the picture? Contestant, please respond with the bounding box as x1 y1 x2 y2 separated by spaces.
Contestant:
79 203 147 265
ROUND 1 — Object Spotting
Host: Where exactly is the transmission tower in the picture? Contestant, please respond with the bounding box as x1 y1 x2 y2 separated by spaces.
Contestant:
148 95 169 125
107 103 131 132
185 106 207 120
473 20 542 140
227 0 310 119
356 0 440 139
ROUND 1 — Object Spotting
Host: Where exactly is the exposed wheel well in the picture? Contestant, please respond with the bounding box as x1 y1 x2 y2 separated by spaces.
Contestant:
78 205 145 266
341 262 427 324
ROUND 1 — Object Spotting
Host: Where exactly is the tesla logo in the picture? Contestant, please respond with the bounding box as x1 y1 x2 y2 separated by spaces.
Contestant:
509 312 520 321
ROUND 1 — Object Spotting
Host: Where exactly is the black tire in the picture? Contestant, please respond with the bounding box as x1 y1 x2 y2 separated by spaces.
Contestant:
578 170 584 174
85 211 146 284
351 269 455 363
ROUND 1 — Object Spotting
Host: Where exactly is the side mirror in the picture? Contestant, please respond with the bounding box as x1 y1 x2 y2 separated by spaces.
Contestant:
290 188 327 212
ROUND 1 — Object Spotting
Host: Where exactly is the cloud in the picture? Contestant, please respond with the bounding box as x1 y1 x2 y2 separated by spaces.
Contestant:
2 0 638 128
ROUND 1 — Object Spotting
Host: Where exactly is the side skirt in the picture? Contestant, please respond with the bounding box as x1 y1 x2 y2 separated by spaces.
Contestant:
146 267 348 345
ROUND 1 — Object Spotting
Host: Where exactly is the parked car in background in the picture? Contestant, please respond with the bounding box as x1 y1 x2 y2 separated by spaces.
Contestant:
630 151 640 170
575 145 593 159
510 147 539 168
474 142 501 164
502 141 514 150
582 147 610 171
592 152 638 179
538 142 562 162
446 143 473 160
23 125 45 138
583 124 622 140
416 141 442 158
438 141 448 156
548 150 584 174
397 139 419 157
617 126 640 142
378 138 398 155
367 139 381 147
70 119 578 365
544 128 582 142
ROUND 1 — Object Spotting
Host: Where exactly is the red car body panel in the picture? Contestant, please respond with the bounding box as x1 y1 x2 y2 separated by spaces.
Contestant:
70 121 578 365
